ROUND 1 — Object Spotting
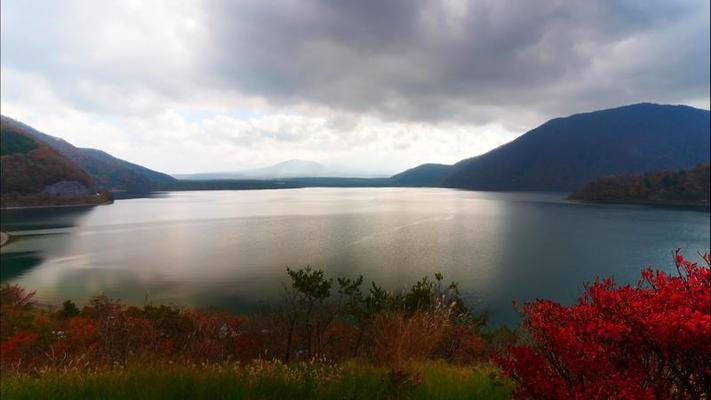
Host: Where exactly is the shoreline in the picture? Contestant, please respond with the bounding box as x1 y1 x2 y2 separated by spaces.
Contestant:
0 231 9 247
569 198 710 211
0 199 114 211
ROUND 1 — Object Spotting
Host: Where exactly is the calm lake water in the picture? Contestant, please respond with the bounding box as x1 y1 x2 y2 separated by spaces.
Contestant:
1 188 709 325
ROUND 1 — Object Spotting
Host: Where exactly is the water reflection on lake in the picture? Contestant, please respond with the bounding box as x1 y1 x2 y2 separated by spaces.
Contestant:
1 188 709 325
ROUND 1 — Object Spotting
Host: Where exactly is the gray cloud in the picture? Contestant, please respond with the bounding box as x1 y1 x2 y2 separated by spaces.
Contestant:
0 0 709 174
202 0 709 124
2 0 708 124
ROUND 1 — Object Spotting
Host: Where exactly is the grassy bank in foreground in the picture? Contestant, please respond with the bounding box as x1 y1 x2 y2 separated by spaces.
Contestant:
2 251 708 399
1 361 513 400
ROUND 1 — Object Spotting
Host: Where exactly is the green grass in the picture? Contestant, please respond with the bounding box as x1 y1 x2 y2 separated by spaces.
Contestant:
1 360 513 400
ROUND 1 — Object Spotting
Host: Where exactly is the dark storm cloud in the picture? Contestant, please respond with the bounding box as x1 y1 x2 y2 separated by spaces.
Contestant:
203 0 710 123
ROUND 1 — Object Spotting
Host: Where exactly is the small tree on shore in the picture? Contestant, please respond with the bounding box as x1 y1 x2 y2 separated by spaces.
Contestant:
283 266 332 361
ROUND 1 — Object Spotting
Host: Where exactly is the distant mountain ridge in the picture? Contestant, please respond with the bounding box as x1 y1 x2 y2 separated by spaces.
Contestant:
393 103 710 191
176 159 383 180
2 103 708 199
0 115 176 193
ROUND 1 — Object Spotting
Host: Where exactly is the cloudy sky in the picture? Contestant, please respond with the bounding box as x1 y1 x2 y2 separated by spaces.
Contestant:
1 0 709 175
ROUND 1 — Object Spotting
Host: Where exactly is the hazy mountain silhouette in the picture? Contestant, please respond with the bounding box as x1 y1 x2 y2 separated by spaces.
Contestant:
176 159 373 180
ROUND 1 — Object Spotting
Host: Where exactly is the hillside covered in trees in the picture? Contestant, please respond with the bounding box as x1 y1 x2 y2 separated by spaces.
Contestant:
569 164 710 206
0 116 176 194
0 120 111 208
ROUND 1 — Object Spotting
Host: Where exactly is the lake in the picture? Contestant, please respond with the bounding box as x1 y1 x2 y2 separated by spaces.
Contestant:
1 188 709 325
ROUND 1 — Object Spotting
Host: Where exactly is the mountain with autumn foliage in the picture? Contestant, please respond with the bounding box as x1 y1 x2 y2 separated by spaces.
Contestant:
0 119 110 207
0 116 176 194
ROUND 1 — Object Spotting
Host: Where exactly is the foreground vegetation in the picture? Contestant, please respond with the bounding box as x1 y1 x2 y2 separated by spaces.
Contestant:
1 250 709 399
1 361 512 400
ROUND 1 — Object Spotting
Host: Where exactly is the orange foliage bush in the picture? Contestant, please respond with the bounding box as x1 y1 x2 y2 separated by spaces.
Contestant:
370 311 486 365
371 311 450 364
0 271 495 373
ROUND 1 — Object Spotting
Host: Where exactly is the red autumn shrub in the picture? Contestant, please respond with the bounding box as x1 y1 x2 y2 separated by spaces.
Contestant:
65 317 99 349
181 310 247 362
499 250 711 400
42 317 98 366
124 316 163 357
440 324 487 363
0 332 38 365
